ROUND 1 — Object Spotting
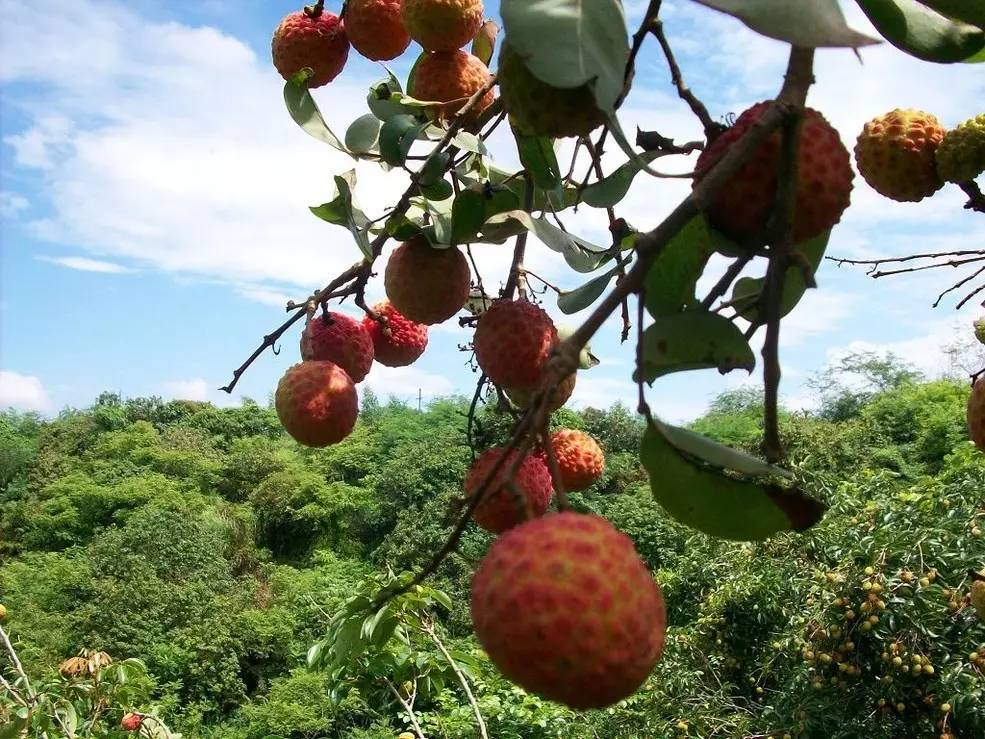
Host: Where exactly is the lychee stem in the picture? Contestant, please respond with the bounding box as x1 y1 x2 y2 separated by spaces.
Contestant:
303 0 325 19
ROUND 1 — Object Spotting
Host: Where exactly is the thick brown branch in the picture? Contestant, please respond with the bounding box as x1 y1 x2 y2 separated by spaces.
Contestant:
959 180 985 213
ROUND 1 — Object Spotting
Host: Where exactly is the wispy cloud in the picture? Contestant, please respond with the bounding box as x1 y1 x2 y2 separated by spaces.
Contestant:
37 256 136 273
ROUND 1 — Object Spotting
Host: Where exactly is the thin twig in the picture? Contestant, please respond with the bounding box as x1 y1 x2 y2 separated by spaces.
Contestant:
934 265 985 307
651 17 723 139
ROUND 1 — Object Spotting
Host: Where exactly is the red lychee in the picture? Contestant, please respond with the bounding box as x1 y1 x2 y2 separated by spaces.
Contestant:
121 713 143 732
855 109 945 202
344 0 410 61
506 372 577 413
384 236 471 325
271 8 349 88
693 102 853 245
411 50 494 122
471 512 667 709
275 361 358 447
548 429 605 492
300 312 375 382
402 0 484 52
465 447 553 533
362 301 429 367
968 378 985 452
473 300 557 390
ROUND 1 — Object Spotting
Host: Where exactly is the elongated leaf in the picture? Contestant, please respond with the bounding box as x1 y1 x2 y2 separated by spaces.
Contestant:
472 19 500 64
309 171 372 258
345 113 381 154
638 311 755 381
856 0 985 61
582 153 660 208
917 0 985 30
451 189 487 245
695 0 879 47
656 420 794 479
558 265 621 314
451 131 488 156
500 0 629 112
380 114 427 167
641 421 825 541
516 134 562 192
483 210 609 272
644 216 714 316
284 79 348 152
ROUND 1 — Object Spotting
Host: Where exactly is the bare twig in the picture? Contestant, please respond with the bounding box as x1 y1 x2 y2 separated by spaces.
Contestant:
503 172 534 299
385 679 425 739
422 618 488 739
934 265 985 307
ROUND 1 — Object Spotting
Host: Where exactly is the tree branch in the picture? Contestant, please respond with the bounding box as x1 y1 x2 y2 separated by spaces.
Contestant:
422 618 488 739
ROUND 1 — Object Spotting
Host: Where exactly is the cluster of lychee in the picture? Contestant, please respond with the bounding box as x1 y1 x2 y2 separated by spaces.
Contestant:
854 109 985 203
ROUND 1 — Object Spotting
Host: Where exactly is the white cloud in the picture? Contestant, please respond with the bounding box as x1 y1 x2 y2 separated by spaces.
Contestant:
233 285 296 308
0 371 53 412
37 256 136 273
162 378 210 402
0 191 28 218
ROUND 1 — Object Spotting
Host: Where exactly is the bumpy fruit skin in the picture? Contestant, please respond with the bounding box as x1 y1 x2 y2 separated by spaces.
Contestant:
362 301 429 367
471 512 667 708
506 372 576 413
855 109 945 202
973 580 985 620
385 236 471 325
968 379 985 452
0 603 6 620
300 312 375 382
271 10 349 89
474 300 558 390
694 102 853 245
498 44 606 139
549 429 605 492
936 114 985 184
412 50 494 121
465 447 553 533
275 362 358 447
121 713 142 732
402 0 483 52
344 0 410 61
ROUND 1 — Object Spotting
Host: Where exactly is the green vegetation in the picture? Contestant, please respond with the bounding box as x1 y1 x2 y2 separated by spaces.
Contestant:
2 358 984 738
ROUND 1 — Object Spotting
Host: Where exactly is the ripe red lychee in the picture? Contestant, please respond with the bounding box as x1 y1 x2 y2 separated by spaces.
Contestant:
384 236 471 325
362 301 429 367
471 512 667 708
548 429 605 492
344 0 410 61
402 0 483 52
498 44 606 139
465 447 553 533
506 372 576 413
855 109 945 202
121 713 143 732
411 50 494 122
693 102 853 245
473 300 558 390
968 378 985 452
300 312 375 382
271 8 349 89
275 361 358 447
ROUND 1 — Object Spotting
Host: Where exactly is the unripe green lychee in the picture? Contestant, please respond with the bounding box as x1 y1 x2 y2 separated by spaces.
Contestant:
271 9 349 88
275 361 358 447
344 0 410 61
465 447 553 533
300 312 375 382
473 300 558 390
497 43 606 139
384 236 471 325
694 102 853 245
855 109 946 202
471 512 666 708
936 113 985 184
412 49 494 122
968 378 985 452
506 372 576 413
362 301 429 367
402 0 483 52
548 429 605 492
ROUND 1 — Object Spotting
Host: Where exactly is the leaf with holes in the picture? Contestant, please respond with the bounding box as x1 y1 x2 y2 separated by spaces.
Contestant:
637 310 755 381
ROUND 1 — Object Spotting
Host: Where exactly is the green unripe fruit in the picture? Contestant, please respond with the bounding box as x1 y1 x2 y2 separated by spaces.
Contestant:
936 113 985 184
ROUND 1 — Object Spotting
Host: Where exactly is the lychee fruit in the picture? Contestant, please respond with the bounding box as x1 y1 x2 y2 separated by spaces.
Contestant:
275 361 358 447
121 713 143 732
497 44 606 139
344 0 410 61
0 603 6 620
968 378 985 452
506 372 576 413
855 109 946 202
384 236 471 325
936 113 985 184
411 50 494 122
465 447 553 533
362 301 429 367
471 512 667 708
972 580 985 620
473 300 558 390
402 0 483 52
300 312 375 382
548 429 605 492
271 8 349 88
693 102 853 245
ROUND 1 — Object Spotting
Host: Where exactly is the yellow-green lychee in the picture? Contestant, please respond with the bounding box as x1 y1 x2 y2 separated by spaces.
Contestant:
854 109 945 202
936 113 985 184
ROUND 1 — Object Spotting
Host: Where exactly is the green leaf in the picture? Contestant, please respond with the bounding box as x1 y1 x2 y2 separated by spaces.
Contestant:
451 190 487 245
557 325 600 369
516 134 561 192
638 311 755 381
644 216 714 316
420 179 453 201
916 0 985 30
309 170 373 258
367 70 412 121
640 421 825 541
284 79 348 152
472 19 499 65
387 212 425 241
729 231 830 322
557 265 621 314
419 151 451 186
582 153 660 208
856 0 985 62
380 114 427 167
345 113 381 154
500 0 629 112
657 422 795 479
483 210 609 272
451 131 488 156
694 0 879 47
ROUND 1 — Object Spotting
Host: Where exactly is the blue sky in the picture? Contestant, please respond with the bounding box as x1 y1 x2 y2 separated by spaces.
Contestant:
1 0 983 421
